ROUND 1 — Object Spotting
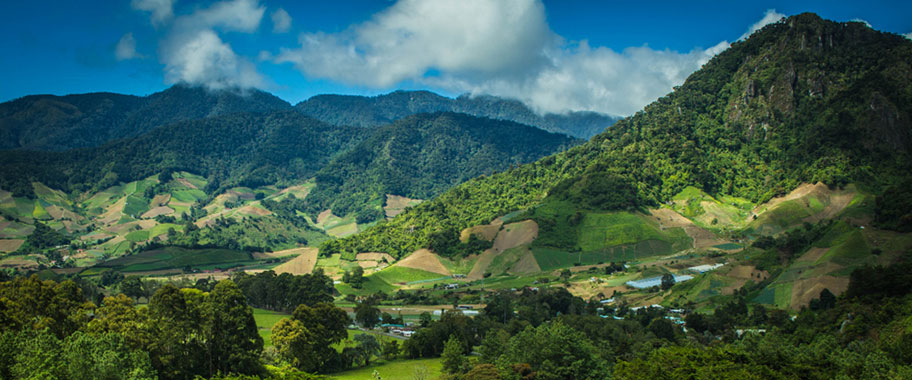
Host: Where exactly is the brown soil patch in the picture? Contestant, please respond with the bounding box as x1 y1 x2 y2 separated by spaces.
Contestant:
395 249 451 276
317 209 334 225
273 247 319 275
797 247 828 264
726 265 769 281
467 220 538 280
98 197 127 225
650 208 726 249
0 257 38 269
358 260 379 268
0 239 25 252
790 276 850 309
276 185 312 199
509 251 541 275
493 220 538 252
150 194 171 208
141 206 175 219
175 178 198 189
698 201 735 225
356 252 395 263
327 223 358 237
563 282 628 300
468 248 498 280
255 247 316 259
805 191 854 223
80 232 113 241
754 182 826 215
384 194 423 219
45 205 65 220
460 219 504 242
238 205 271 216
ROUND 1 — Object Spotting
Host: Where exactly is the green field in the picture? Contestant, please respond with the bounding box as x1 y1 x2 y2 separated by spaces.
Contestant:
370 266 445 285
124 230 150 242
96 247 255 272
253 308 289 347
329 357 442 380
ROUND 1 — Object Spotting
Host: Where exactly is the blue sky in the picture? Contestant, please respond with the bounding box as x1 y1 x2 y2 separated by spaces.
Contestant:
1 0 909 115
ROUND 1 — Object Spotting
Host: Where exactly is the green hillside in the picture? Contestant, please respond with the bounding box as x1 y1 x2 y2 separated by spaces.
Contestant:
305 112 581 220
333 14 912 260
0 84 291 151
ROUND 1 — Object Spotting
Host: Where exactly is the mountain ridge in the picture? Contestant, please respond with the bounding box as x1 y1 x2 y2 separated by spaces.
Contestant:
295 89 620 138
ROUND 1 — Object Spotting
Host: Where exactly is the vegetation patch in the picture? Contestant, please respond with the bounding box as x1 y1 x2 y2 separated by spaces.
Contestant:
96 246 254 272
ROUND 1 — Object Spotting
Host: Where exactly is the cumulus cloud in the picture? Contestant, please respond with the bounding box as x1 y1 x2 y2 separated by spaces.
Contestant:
275 0 743 115
276 0 556 88
272 8 292 33
739 9 786 40
115 33 140 60
156 0 268 90
131 0 175 25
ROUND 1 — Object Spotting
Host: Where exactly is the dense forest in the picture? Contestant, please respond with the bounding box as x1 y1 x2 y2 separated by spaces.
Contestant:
304 112 581 219
2 261 910 379
331 13 912 258
0 85 291 151
0 111 365 197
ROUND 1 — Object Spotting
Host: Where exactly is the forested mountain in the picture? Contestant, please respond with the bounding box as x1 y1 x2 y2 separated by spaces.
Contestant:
0 111 364 196
304 112 581 220
296 90 620 138
335 13 912 257
0 84 291 150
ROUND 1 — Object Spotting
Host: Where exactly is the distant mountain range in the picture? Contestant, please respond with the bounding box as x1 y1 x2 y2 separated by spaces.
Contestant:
296 91 620 138
0 86 617 152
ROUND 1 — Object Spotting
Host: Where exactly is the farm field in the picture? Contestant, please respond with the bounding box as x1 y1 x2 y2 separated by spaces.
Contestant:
94 246 256 273
253 308 289 347
329 357 442 380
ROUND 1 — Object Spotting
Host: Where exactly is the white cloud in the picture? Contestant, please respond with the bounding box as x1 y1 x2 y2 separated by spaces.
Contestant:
739 9 786 41
850 18 873 28
115 33 140 60
162 29 264 89
275 0 741 115
904 32 912 40
156 0 267 89
276 0 556 88
272 8 292 33
131 0 175 25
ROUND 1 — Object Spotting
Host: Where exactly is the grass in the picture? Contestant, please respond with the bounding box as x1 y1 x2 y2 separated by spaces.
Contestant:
171 189 207 203
335 275 397 296
370 266 445 285
96 246 255 272
253 308 289 347
329 357 442 380
123 195 150 218
124 230 150 242
577 212 690 252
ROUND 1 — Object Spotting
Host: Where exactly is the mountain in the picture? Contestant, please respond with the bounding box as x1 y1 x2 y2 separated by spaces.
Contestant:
0 84 291 151
334 13 912 261
304 112 582 220
0 111 363 197
295 90 620 138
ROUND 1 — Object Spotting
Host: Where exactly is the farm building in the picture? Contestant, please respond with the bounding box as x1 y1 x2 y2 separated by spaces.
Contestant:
626 274 694 289
688 263 724 273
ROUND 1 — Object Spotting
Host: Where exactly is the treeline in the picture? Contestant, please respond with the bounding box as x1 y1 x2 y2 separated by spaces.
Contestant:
332 13 912 258
0 276 265 379
231 270 334 312
397 262 912 380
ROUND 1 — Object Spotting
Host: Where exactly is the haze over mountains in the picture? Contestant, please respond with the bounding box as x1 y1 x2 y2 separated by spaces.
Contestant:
0 86 615 152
